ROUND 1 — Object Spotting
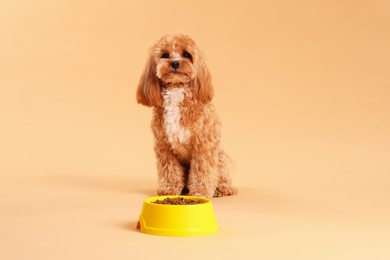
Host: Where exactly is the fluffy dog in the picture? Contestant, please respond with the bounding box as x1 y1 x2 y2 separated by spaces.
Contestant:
136 33 237 198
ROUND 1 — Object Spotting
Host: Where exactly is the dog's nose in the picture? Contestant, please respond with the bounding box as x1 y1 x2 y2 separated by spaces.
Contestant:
171 60 180 70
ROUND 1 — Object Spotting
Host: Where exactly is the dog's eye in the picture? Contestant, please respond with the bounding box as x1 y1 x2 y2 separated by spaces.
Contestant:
161 53 170 59
183 51 192 59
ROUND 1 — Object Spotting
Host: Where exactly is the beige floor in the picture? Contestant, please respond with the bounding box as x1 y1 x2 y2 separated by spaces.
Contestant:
1 1 389 259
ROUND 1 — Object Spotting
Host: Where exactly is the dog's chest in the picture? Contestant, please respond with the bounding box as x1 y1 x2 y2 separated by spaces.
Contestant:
162 88 191 146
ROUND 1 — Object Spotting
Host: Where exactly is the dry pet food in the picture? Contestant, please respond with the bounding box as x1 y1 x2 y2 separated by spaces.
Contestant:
152 197 204 205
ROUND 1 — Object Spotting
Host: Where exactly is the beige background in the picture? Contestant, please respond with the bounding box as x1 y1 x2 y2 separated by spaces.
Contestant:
1 0 389 259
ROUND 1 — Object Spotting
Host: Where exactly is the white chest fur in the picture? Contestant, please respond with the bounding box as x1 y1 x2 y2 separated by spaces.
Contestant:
162 88 191 145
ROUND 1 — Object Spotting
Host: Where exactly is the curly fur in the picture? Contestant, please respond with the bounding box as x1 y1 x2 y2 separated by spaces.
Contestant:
136 33 237 198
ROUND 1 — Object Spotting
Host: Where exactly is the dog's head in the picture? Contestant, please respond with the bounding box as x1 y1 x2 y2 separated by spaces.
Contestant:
136 33 213 107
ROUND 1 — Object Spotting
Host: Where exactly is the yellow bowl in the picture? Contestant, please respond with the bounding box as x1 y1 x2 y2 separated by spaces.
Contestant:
137 195 218 236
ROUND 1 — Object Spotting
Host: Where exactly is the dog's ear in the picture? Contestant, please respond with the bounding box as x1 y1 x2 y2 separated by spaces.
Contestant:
136 52 162 107
191 52 214 103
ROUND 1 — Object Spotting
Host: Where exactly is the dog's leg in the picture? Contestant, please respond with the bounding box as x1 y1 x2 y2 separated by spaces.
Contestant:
154 142 186 196
187 145 219 198
214 151 238 197
151 109 186 196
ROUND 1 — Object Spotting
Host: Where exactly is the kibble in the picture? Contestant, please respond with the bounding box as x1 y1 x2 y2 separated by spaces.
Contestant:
152 197 204 205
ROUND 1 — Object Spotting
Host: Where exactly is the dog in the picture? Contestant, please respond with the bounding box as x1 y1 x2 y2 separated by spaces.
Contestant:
136 33 237 198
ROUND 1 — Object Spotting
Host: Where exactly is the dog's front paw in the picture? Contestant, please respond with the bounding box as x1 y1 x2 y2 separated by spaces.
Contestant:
188 187 214 199
157 185 182 196
188 191 208 198
214 184 238 197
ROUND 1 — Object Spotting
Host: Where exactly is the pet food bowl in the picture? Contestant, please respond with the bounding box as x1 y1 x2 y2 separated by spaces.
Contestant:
136 195 218 236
